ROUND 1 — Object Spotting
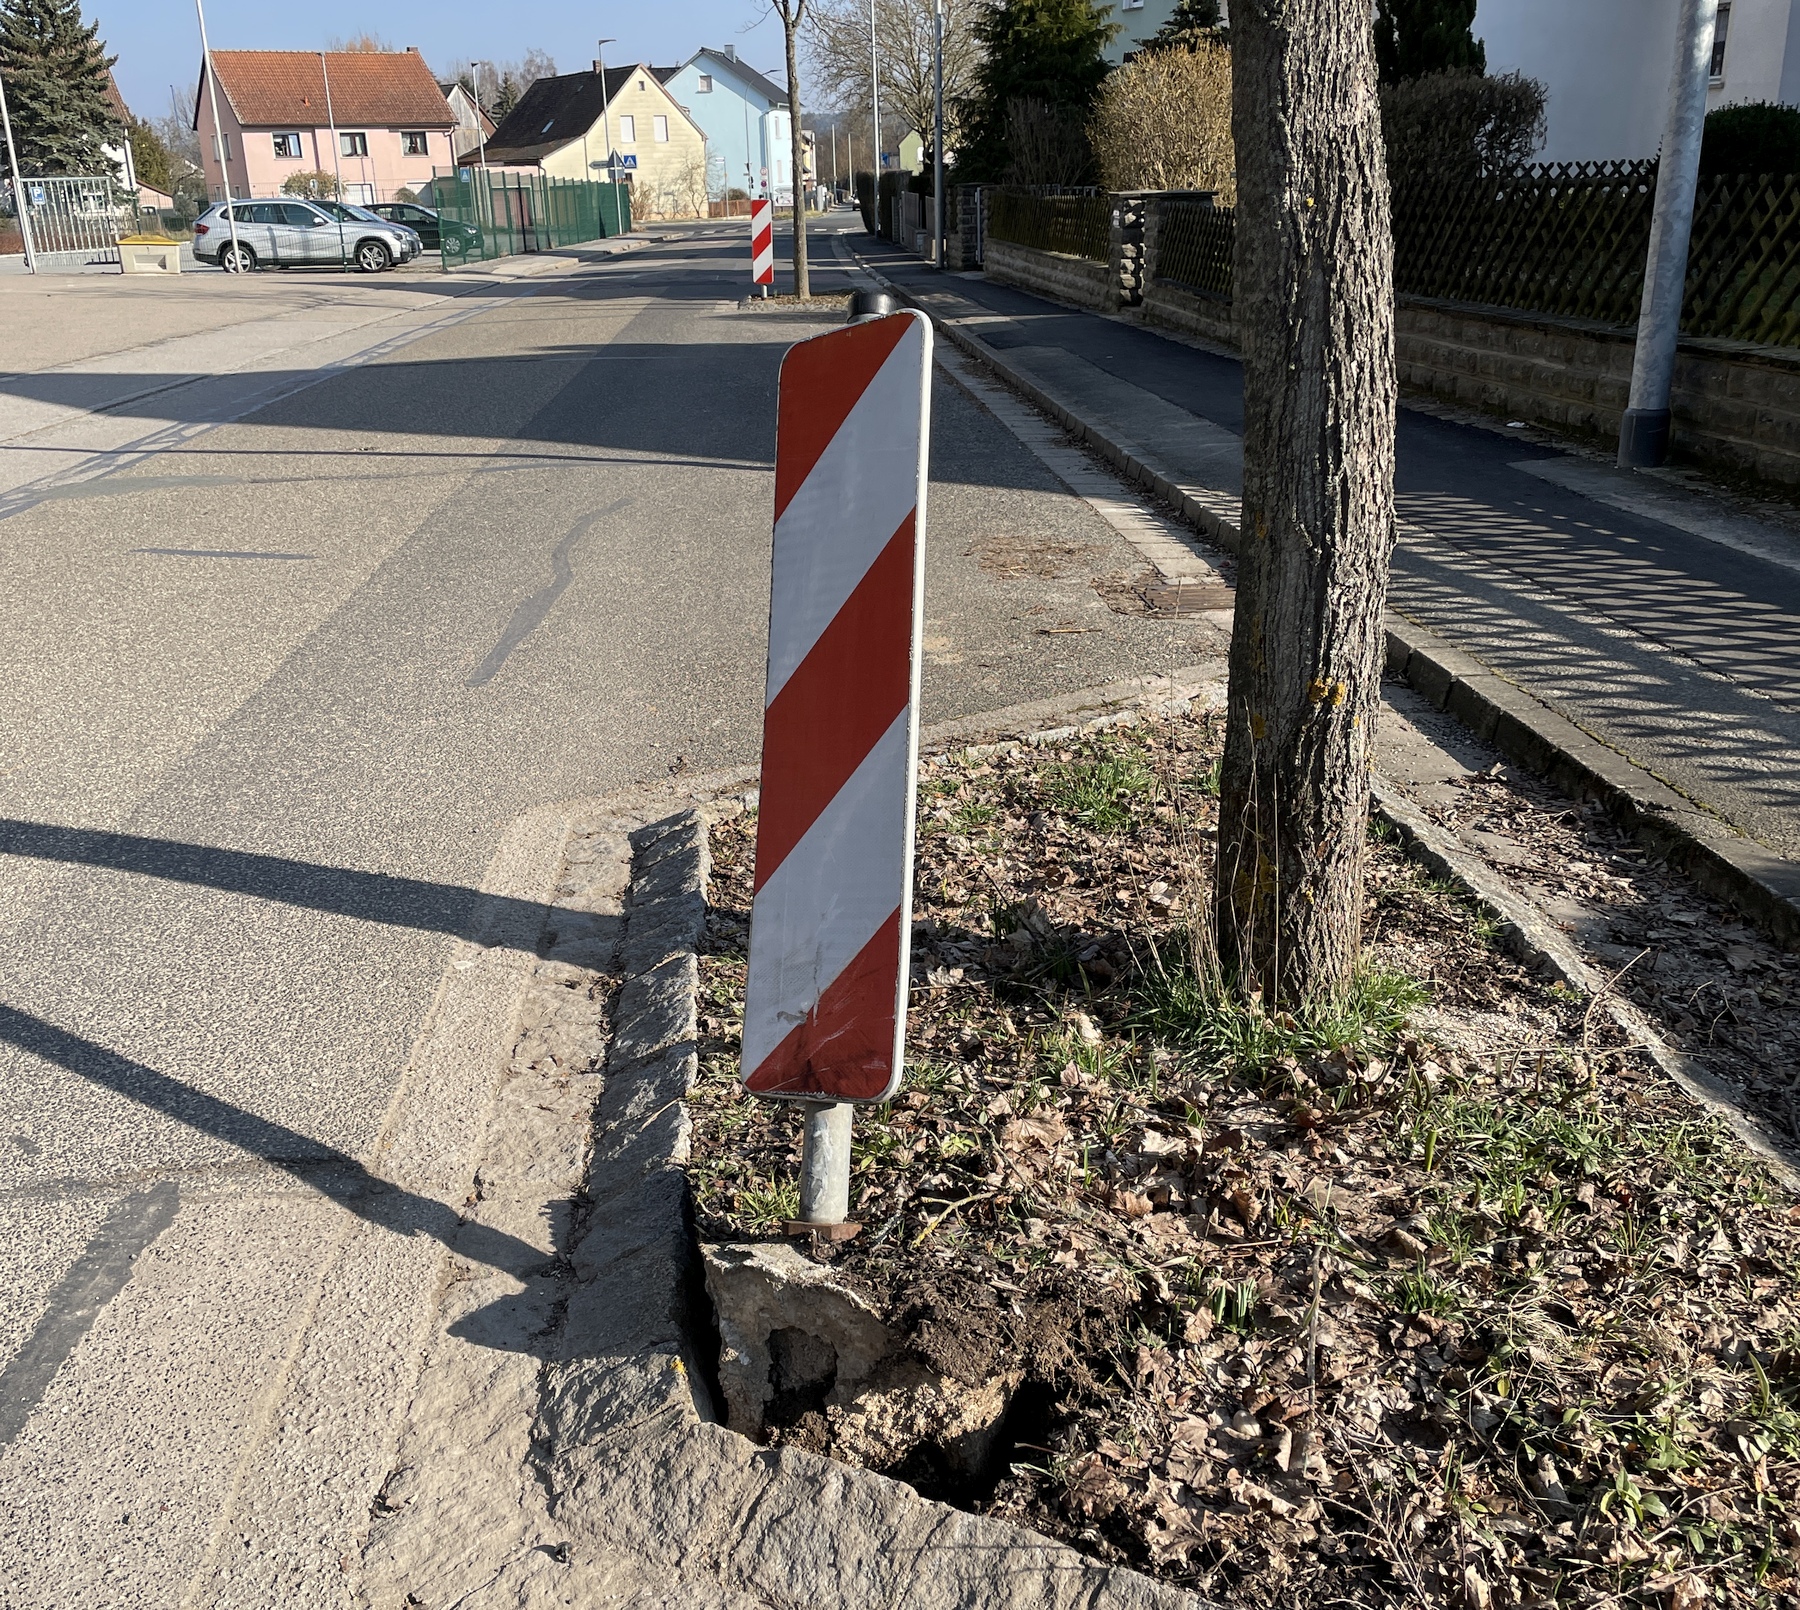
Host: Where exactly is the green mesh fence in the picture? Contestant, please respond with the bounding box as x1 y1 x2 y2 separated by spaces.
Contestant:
429 168 630 269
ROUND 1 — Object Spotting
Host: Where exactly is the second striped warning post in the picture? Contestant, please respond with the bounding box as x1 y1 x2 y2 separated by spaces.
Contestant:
750 198 773 290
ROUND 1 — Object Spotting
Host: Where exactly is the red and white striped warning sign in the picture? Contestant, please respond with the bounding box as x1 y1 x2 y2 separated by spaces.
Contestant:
741 310 934 1103
750 198 774 286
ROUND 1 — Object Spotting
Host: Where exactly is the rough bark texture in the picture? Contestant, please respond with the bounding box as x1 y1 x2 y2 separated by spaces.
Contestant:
782 6 813 298
1214 0 1398 1003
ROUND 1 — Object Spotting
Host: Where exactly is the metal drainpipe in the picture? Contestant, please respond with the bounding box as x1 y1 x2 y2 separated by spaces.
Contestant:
1619 0 1721 469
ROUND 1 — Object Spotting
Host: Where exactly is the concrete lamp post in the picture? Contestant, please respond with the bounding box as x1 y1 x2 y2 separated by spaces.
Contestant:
1619 0 1721 469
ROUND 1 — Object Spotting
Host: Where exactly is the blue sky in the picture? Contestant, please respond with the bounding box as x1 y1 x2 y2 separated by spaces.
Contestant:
97 0 790 123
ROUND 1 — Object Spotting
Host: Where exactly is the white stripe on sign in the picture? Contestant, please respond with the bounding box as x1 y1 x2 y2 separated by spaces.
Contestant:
764 320 929 701
741 709 911 1074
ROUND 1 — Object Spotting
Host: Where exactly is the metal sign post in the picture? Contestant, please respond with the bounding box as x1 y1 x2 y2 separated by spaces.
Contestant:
750 197 774 294
740 305 933 1235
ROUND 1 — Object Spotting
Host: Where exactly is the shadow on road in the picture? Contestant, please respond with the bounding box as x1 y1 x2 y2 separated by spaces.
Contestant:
0 818 547 951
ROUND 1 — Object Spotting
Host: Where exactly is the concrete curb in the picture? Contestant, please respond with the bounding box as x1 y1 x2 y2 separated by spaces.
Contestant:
850 250 1800 953
1372 779 1800 1194
542 809 1205 1610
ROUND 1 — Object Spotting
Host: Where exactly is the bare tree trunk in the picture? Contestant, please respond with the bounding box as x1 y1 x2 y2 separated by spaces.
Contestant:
1213 0 1397 1005
785 16 812 298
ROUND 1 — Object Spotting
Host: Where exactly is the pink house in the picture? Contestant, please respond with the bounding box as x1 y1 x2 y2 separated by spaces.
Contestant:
195 48 457 205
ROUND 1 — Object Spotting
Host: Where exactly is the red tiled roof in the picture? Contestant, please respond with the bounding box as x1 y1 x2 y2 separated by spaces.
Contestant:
206 49 454 130
104 71 131 125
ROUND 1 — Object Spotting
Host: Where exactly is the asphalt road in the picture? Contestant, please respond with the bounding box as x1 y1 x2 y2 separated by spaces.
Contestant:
0 220 1212 1605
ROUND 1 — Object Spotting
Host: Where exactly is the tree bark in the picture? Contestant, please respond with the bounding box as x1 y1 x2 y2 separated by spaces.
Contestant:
1213 0 1397 1005
784 12 813 298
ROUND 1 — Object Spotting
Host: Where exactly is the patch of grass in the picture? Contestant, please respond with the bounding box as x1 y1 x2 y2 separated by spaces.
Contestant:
736 1178 800 1226
1046 751 1157 832
1134 930 1427 1078
1388 1265 1462 1318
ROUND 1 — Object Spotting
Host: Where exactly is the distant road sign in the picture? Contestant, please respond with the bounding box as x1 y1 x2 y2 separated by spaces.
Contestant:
28 184 45 205
610 152 638 170
750 198 773 287
741 311 934 1104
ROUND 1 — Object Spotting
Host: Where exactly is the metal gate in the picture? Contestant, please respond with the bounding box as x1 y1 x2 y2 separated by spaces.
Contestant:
16 175 125 263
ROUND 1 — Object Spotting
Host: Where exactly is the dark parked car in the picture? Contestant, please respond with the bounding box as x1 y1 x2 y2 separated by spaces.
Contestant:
367 202 481 257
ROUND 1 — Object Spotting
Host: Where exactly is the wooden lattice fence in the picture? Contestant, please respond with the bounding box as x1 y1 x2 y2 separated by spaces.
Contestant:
986 188 1112 264
1146 159 1800 349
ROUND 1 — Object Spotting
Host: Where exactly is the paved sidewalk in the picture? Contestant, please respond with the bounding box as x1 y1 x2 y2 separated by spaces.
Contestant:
855 238 1800 866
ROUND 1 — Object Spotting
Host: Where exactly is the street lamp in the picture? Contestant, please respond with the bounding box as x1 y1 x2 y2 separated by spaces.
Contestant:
0 57 37 274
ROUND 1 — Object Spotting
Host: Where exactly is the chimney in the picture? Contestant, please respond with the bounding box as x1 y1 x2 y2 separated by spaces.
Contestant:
724 45 738 62
406 45 419 53
593 60 603 74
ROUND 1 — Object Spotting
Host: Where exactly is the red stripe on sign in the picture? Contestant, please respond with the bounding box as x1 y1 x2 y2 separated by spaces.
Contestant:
772 314 914 525
752 514 914 891
744 908 902 1098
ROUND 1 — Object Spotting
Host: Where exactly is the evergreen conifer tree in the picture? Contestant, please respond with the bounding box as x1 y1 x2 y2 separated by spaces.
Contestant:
1141 0 1224 53
1373 0 1484 85
0 0 120 179
955 0 1117 182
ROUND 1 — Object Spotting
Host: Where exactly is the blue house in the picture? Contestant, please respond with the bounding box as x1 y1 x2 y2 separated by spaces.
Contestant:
656 47 794 203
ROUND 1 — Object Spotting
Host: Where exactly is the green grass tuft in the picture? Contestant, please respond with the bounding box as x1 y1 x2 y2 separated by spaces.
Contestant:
1046 751 1157 832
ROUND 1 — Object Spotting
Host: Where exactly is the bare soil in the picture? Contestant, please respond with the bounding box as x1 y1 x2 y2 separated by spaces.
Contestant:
687 708 1800 1608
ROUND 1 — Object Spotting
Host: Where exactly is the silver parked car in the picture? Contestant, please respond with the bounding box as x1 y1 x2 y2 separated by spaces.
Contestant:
192 199 423 273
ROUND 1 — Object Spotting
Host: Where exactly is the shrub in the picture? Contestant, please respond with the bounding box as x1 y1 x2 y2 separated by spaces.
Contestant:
1381 68 1545 186
280 170 342 200
1699 101 1800 176
1089 38 1233 196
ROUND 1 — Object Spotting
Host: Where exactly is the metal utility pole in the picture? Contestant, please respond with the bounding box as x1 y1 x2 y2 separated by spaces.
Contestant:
932 0 945 267
869 0 882 175
597 40 616 192
319 52 347 260
472 61 492 176
194 0 240 266
0 59 37 273
1619 0 1720 469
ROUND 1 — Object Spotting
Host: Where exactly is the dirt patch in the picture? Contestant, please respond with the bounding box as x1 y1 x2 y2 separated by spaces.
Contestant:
688 710 1800 1606
969 532 1109 580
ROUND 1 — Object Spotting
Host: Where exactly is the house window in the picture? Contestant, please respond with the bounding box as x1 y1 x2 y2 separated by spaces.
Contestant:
653 115 668 142
341 131 368 157
697 74 713 92
1712 3 1731 78
618 114 636 143
401 131 429 156
638 78 647 92
272 132 302 158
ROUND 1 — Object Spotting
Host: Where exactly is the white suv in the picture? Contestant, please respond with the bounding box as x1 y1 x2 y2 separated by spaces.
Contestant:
192 199 422 273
